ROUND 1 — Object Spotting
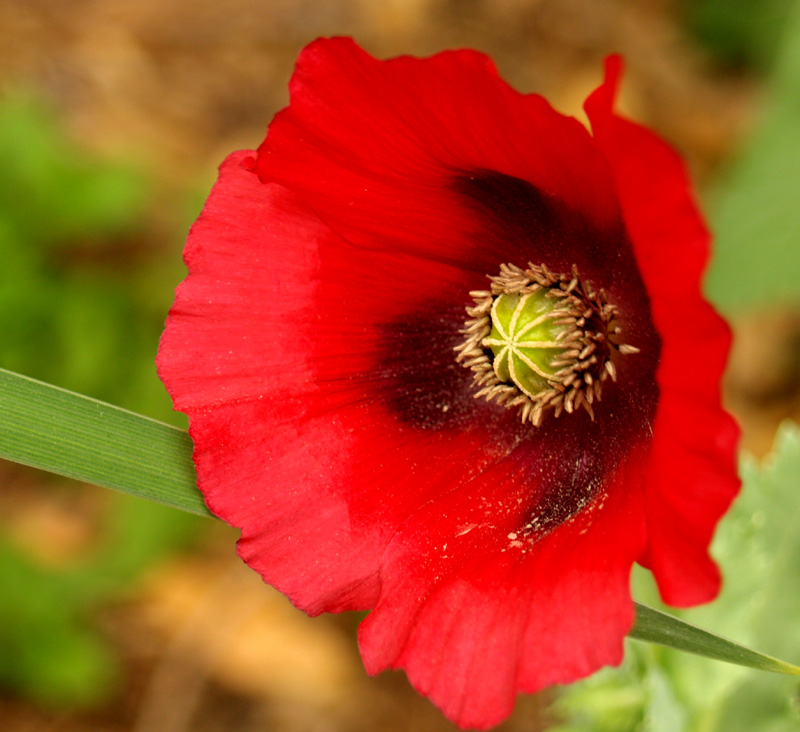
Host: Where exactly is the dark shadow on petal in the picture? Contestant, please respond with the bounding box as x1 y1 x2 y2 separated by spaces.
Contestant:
453 169 628 283
379 300 483 432
374 170 662 536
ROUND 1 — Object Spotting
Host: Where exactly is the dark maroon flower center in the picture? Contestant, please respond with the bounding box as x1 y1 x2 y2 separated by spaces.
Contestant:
378 170 661 534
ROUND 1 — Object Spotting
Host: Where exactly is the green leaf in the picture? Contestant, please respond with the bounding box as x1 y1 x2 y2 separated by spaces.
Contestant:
630 602 800 677
0 368 209 517
706 422 800 732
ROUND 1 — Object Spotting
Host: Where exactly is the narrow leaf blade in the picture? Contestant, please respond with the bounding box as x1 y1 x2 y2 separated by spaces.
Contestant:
3 367 800 681
0 368 210 516
630 602 800 676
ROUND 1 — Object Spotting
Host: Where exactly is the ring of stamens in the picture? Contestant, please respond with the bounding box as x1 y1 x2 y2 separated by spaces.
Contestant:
455 262 639 426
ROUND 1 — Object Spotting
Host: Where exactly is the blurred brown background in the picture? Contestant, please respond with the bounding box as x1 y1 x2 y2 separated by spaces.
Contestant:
0 1 798 731
0 0 754 182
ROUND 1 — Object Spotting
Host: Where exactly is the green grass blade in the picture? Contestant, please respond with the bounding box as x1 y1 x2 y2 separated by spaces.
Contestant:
630 602 800 676
0 367 210 517
3 367 800 678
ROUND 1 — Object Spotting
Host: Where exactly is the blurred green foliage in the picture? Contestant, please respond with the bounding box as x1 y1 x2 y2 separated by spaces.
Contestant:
683 0 795 71
0 497 198 708
0 92 202 708
0 93 188 422
702 0 800 311
553 422 800 732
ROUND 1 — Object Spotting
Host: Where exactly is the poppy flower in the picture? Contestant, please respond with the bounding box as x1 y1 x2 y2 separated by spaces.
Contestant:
157 38 740 729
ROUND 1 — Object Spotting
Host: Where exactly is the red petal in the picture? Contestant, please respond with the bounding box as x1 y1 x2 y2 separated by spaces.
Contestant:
638 391 740 604
359 449 647 729
257 38 621 268
158 152 389 613
585 58 740 605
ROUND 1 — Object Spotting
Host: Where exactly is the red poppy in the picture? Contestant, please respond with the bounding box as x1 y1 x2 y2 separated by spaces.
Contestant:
157 38 740 729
